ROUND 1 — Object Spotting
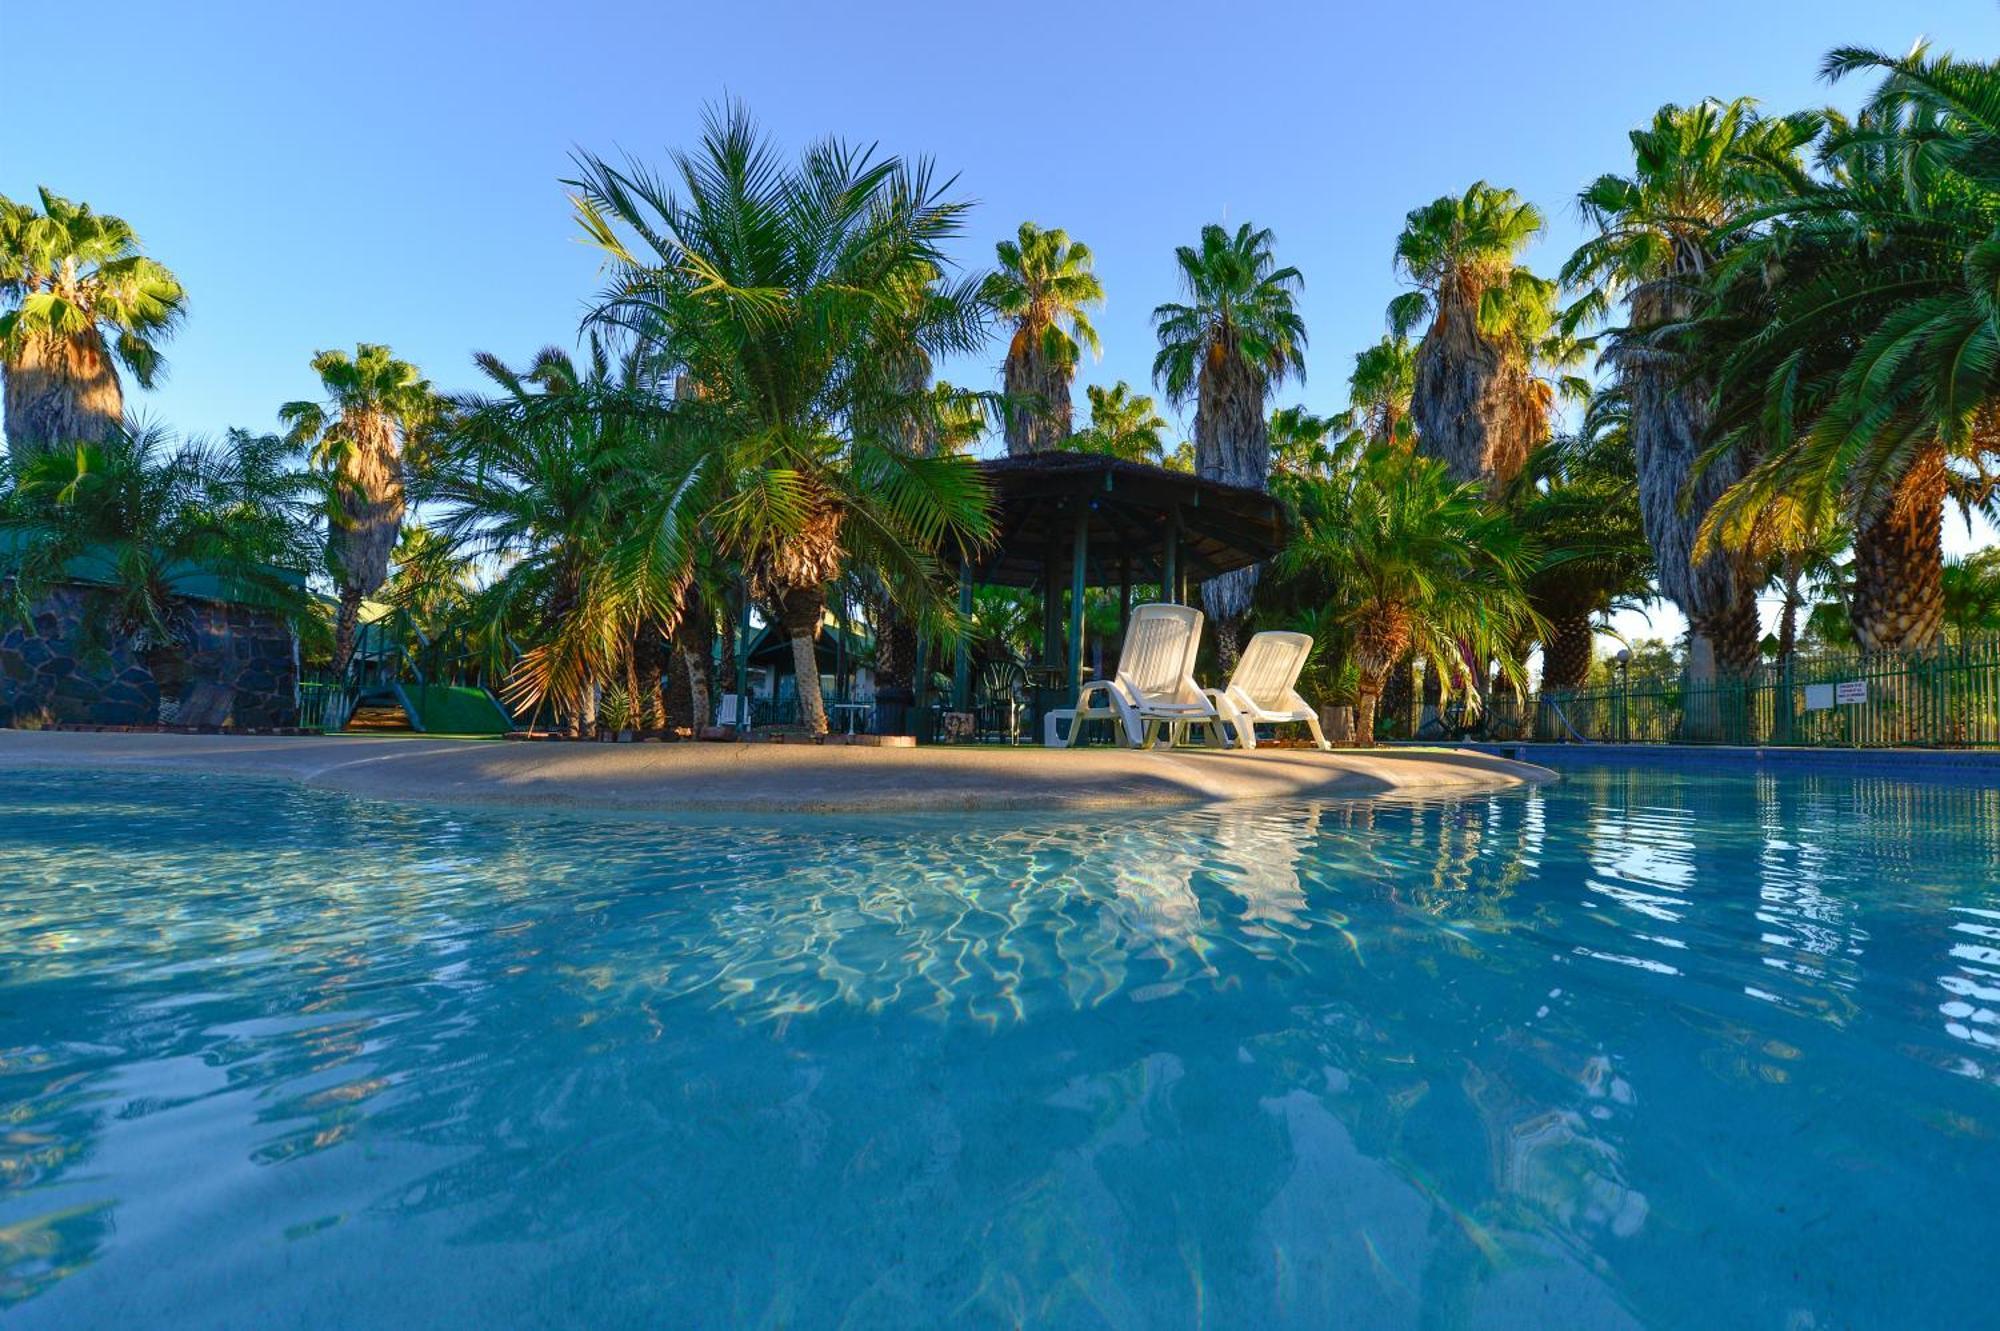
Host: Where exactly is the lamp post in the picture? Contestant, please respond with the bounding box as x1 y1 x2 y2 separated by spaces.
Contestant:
1615 647 1632 744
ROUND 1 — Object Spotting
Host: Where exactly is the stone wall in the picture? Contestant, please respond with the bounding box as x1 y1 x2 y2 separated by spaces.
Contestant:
0 585 300 729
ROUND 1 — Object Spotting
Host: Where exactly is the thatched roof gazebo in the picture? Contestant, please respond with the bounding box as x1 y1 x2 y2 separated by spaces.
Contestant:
935 453 1285 726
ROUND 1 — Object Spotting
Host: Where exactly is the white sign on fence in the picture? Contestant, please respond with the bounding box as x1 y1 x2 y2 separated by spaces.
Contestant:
1803 683 1835 711
1835 679 1869 705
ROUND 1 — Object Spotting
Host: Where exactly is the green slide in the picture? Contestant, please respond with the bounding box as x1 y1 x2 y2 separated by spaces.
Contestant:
394 682 513 736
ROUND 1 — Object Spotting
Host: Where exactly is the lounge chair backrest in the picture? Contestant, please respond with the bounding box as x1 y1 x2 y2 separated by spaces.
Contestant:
1116 603 1203 699
1230 631 1313 710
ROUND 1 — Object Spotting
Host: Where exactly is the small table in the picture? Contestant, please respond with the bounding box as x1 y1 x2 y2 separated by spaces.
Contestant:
830 702 872 735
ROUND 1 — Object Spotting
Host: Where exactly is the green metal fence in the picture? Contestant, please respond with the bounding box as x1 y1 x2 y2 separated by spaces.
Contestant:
1525 637 2000 748
296 674 353 733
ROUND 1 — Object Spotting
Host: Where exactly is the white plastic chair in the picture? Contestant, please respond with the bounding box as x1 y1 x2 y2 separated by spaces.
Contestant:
1055 603 1226 748
1205 631 1329 750
715 694 752 729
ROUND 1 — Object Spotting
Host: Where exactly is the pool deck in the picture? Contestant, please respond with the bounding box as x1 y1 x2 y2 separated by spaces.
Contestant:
0 731 1552 814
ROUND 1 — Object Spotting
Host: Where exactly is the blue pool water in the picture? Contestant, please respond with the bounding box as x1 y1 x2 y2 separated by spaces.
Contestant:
1 767 1996 1329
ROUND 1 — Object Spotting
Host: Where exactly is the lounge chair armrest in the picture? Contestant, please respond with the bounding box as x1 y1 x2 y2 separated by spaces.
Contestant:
1075 678 1128 711
1225 684 1264 718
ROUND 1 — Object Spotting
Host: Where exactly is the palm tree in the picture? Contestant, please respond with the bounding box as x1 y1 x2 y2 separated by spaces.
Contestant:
1563 99 1818 675
854 266 991 718
1281 445 1537 743
570 101 994 736
280 344 437 675
984 223 1103 456
1334 335 1418 450
1152 221 1307 662
1267 405 1350 481
1070 382 1168 463
1389 183 1560 492
1691 49 2000 654
0 189 186 458
1503 399 1654 690
426 341 673 732
1942 549 2000 642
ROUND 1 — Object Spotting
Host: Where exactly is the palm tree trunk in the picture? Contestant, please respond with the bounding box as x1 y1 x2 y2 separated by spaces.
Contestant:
777 586 830 734
1623 292 1762 655
1777 556 1803 666
328 412 406 641
1195 349 1271 661
681 648 711 731
634 623 668 731
1 331 125 458
1379 654 1415 738
1002 334 1073 455
1353 679 1382 748
1412 286 1544 492
1350 605 1411 749
332 586 365 675
623 644 644 732
787 632 827 734
1850 443 1946 653
1541 610 1594 689
1706 595 1763 676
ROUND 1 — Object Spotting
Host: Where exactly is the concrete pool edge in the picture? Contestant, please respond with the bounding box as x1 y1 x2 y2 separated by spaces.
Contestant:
0 730 1554 814
1458 739 2000 781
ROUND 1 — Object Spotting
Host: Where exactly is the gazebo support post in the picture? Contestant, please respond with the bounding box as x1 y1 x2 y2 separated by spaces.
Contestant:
1041 533 1062 670
952 559 972 713
914 632 931 742
735 575 752 725
834 593 847 704
1069 510 1089 701
1162 506 1182 605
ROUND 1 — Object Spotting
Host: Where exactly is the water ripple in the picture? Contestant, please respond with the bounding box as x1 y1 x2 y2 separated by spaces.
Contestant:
0 767 1996 1327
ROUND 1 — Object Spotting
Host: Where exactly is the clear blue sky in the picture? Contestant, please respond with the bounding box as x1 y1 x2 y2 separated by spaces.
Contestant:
9 1 2000 642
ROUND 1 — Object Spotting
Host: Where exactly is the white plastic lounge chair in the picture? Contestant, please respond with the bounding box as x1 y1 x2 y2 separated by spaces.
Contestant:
715 694 753 729
1054 603 1226 748
1205 630 1330 751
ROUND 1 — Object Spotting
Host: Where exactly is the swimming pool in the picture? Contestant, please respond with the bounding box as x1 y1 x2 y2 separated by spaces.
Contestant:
1 767 1994 1329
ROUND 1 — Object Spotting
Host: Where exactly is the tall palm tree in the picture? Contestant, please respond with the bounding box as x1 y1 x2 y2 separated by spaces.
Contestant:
1389 183 1560 492
1281 445 1537 743
1153 221 1307 662
983 223 1103 456
1692 49 2000 654
1334 334 1418 450
570 101 993 736
280 344 437 675
0 189 186 458
1070 381 1168 463
1563 99 1818 675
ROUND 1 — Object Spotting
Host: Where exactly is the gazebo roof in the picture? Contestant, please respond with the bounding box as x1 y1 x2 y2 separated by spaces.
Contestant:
970 453 1285 588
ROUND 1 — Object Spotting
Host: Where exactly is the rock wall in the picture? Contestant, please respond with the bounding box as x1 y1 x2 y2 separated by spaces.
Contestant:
0 586 300 729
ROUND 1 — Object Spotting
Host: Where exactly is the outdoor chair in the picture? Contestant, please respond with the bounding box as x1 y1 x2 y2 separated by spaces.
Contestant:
715 694 752 729
1051 603 1226 748
1204 631 1329 751
976 660 1030 743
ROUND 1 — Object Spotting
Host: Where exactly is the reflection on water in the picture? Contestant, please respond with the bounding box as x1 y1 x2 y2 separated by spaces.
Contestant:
1 768 1997 1328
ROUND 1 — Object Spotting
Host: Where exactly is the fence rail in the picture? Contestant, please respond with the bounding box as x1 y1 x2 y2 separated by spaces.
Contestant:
1509 637 2000 748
